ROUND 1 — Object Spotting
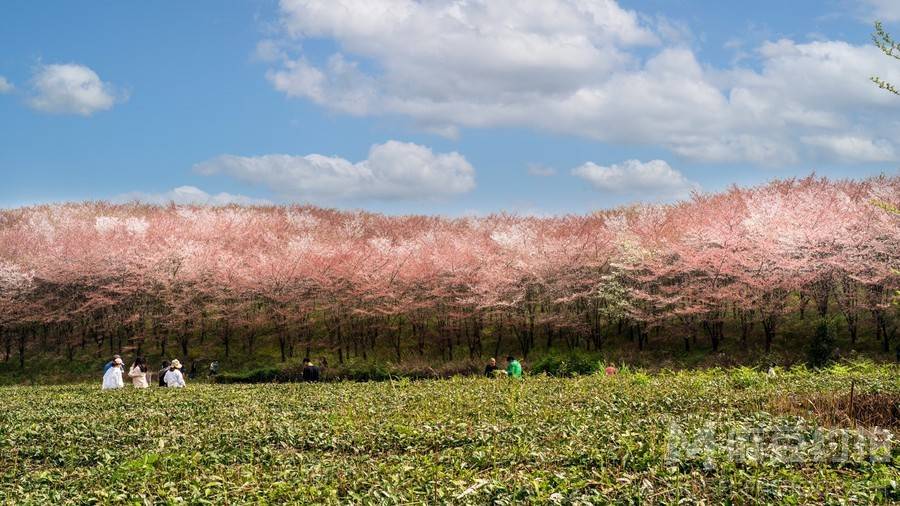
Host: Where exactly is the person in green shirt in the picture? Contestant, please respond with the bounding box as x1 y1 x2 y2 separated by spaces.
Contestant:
505 355 522 378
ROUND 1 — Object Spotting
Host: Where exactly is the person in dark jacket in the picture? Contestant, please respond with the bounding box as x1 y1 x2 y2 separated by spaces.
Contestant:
103 354 122 374
301 357 320 382
158 360 170 387
484 357 499 377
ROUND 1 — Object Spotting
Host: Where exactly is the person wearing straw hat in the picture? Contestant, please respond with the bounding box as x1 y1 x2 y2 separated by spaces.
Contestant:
102 357 125 390
163 359 186 388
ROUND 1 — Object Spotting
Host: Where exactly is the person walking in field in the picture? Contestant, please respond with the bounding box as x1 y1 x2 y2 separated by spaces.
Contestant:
301 357 321 382
164 359 186 388
506 355 522 378
157 360 170 387
103 354 122 374
102 357 125 390
128 356 149 388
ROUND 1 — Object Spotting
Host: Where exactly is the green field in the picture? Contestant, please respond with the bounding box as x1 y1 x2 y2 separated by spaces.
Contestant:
2 365 899 504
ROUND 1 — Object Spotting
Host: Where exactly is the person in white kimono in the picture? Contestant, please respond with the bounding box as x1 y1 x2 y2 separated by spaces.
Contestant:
163 359 186 388
102 357 125 390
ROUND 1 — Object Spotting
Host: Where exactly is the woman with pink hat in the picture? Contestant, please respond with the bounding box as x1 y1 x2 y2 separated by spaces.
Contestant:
101 357 125 390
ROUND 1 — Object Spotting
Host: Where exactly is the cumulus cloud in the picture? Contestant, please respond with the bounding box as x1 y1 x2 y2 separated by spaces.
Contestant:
28 63 124 116
801 134 897 162
572 159 698 199
194 140 476 201
114 186 271 206
267 53 377 116
0 76 13 94
262 0 900 165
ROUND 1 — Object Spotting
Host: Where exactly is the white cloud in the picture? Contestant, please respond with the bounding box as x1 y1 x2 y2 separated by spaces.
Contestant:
527 163 557 177
572 159 698 199
802 134 897 162
255 39 288 62
0 76 13 94
114 186 271 206
28 63 124 116
267 53 378 116
262 0 900 165
269 0 653 118
859 0 900 21
194 140 476 201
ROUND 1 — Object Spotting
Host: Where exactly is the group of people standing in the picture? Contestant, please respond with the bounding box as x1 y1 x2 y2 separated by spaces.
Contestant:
101 354 187 390
101 353 613 387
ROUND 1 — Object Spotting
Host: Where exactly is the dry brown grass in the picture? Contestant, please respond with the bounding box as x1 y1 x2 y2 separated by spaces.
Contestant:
770 386 900 428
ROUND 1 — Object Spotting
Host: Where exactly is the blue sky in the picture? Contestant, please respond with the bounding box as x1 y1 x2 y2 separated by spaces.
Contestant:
1 0 899 215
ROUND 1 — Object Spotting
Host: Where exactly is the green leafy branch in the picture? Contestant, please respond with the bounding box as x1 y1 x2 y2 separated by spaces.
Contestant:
872 199 900 216
872 21 900 95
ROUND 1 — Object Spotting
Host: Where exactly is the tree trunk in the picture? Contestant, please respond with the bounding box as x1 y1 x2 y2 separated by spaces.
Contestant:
393 317 403 362
246 329 256 357
176 321 188 359
762 319 776 353
847 314 858 345
18 328 30 369
874 311 892 353
2 328 10 362
221 321 230 358
493 319 504 359
702 320 723 352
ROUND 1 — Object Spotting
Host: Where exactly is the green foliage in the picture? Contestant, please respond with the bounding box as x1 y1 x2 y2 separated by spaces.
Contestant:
873 199 900 216
873 21 900 95
728 366 766 390
531 353 602 376
214 367 285 384
621 366 652 386
1 366 898 503
215 359 487 384
330 360 394 382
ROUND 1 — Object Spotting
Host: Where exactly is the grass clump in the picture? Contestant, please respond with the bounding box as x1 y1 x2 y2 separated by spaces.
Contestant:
531 353 602 376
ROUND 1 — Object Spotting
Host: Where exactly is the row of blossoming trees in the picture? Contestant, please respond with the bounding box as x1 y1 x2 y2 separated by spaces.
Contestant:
0 176 898 367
